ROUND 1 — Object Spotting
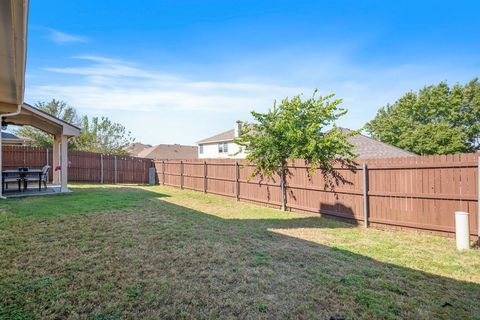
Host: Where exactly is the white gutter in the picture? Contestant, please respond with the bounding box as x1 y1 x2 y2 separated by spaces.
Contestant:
0 104 23 199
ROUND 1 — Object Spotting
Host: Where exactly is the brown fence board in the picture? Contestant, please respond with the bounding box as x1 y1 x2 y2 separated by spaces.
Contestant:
4 146 479 239
2 146 152 184
155 154 480 238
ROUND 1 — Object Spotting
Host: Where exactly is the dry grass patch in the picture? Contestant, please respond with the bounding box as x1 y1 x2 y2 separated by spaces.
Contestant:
0 184 479 319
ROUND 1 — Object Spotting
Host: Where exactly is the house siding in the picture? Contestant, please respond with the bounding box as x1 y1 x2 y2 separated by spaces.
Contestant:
198 141 246 159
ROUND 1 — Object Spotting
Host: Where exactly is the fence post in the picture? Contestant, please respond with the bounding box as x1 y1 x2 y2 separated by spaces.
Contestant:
204 161 207 193
100 154 104 184
362 163 369 228
114 156 118 184
477 156 480 242
162 160 165 185
180 160 184 189
235 161 240 201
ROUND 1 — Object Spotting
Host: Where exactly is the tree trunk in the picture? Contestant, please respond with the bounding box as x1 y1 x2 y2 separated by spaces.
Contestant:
280 160 287 211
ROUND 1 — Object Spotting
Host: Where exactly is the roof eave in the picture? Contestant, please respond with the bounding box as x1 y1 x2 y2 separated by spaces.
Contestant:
22 103 81 136
197 138 234 145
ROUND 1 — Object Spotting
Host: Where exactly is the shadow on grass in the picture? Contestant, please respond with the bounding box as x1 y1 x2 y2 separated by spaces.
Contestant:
0 186 479 319
149 198 480 318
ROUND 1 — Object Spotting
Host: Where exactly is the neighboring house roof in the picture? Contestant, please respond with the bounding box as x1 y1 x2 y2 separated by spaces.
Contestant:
197 126 415 159
124 142 152 156
1 132 31 144
197 129 235 144
137 144 198 159
2 132 24 139
344 129 416 159
1 132 31 145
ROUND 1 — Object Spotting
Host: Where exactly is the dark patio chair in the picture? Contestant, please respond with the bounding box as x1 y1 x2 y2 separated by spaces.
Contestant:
2 174 21 192
23 165 51 191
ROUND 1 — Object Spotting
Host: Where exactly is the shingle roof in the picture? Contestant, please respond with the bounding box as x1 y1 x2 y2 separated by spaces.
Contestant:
346 130 416 159
2 132 20 139
124 142 152 156
197 129 235 144
137 144 198 160
2 132 30 141
197 126 415 159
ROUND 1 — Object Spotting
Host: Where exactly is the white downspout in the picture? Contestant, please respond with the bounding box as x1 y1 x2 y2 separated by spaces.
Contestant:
0 104 23 199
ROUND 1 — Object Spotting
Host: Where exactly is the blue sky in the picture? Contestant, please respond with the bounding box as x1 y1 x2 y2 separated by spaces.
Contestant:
25 0 480 145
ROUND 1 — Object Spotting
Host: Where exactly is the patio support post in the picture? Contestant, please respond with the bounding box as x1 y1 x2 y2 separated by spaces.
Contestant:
60 135 68 192
362 163 369 228
52 135 61 184
45 148 49 182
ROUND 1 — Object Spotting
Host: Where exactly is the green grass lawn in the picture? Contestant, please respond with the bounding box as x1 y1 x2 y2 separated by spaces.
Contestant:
1 184 479 319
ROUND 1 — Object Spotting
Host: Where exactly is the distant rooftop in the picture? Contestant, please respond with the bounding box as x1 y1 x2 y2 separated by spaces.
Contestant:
197 126 416 159
137 144 198 160
124 142 152 156
197 129 235 144
2 132 30 141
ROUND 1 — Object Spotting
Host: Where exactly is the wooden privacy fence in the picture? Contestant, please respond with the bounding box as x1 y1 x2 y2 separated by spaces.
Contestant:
2 145 153 184
155 154 480 239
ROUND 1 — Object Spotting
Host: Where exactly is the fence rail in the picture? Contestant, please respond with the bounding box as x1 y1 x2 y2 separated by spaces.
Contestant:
3 146 479 239
155 154 480 239
2 145 153 184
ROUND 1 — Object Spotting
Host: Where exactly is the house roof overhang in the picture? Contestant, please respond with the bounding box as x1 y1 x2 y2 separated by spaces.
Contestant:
0 0 29 106
1 103 81 137
0 1 80 138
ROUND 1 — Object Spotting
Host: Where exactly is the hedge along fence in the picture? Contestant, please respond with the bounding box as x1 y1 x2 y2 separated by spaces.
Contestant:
155 154 480 239
2 145 153 184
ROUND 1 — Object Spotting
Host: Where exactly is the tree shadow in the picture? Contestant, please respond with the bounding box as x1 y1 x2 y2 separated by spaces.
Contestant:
2 186 479 319
149 197 480 318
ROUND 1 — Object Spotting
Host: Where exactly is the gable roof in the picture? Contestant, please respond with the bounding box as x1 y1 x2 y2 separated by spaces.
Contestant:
137 144 198 160
124 142 152 156
197 126 416 158
197 129 235 144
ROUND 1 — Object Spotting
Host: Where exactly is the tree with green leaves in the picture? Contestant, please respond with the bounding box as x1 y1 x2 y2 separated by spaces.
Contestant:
14 99 134 155
73 116 134 155
366 79 480 155
235 90 356 211
14 99 80 147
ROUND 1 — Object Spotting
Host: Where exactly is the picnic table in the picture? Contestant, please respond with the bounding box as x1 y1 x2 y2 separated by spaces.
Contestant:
2 169 43 192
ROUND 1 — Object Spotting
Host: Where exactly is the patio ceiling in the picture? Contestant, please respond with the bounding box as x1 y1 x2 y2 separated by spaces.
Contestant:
0 0 28 107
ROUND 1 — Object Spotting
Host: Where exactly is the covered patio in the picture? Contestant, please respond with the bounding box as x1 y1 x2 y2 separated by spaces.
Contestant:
0 0 80 198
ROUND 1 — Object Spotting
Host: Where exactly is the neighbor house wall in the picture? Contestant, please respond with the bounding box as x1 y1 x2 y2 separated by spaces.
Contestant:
198 141 246 159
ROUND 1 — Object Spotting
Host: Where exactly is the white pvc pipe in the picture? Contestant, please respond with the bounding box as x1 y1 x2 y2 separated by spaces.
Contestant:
455 211 470 251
